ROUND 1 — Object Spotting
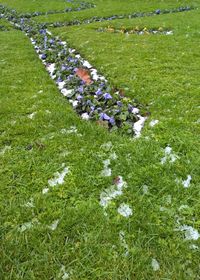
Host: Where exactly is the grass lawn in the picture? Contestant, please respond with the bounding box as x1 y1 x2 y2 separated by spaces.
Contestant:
0 0 78 13
0 1 200 279
34 0 199 24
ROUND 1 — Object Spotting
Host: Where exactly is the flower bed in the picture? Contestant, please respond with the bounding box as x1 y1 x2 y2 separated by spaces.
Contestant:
46 6 194 28
97 26 173 35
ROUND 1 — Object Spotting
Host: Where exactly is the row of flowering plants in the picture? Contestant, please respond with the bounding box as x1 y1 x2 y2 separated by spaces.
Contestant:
97 26 173 35
47 6 194 28
0 4 151 137
0 4 193 136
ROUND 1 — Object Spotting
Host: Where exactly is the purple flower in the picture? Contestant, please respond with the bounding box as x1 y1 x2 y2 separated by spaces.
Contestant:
57 77 63 83
103 93 112 100
100 113 110 121
49 39 54 44
41 54 46 60
78 86 84 93
77 95 83 101
117 101 122 107
95 89 102 96
39 29 46 35
155 9 161 14
128 104 133 112
109 117 115 125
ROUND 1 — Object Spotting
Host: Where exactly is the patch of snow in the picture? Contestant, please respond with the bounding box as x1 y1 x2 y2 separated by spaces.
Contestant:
149 119 159 127
59 265 69 280
100 176 127 208
42 187 49 194
61 89 73 97
178 225 200 240
182 175 192 188
28 112 36 119
101 141 112 151
83 60 92 68
142 185 149 194
133 116 147 138
119 231 129 256
48 167 69 187
24 198 34 208
117 203 133 218
48 219 59 231
101 159 112 177
0 145 11 155
161 146 178 164
110 152 118 160
81 112 90 120
18 219 39 233
151 258 160 271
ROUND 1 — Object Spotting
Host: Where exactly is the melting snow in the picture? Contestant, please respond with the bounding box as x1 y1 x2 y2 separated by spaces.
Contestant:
182 175 192 188
28 112 36 119
149 119 159 127
42 187 49 194
178 225 200 240
0 145 11 155
48 219 59 231
151 258 160 271
119 231 129 256
117 203 133 218
24 198 34 208
60 126 77 134
18 219 39 233
101 141 112 151
59 265 69 280
101 159 112 177
142 185 149 194
161 146 178 164
133 116 147 138
81 112 90 120
48 167 69 187
100 176 127 208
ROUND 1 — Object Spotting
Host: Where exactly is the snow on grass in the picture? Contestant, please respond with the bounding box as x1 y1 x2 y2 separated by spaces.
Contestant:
24 198 34 208
151 258 160 271
28 112 36 119
133 116 147 138
48 166 69 187
161 146 178 164
119 230 129 256
0 145 11 155
149 119 159 127
101 159 112 177
60 126 77 134
18 219 39 233
58 265 70 280
48 219 59 231
182 175 192 188
178 225 200 240
100 176 127 208
117 203 133 218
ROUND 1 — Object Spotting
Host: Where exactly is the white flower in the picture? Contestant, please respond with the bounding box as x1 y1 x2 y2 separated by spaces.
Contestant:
83 60 92 68
61 89 73 97
133 116 147 138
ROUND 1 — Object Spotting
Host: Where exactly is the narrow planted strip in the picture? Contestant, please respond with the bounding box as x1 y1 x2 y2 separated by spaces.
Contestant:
1 1 95 18
97 26 173 35
0 5 149 137
46 6 194 28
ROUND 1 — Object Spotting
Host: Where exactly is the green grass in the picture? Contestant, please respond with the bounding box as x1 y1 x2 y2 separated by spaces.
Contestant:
1 0 78 13
0 1 200 279
34 0 199 24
